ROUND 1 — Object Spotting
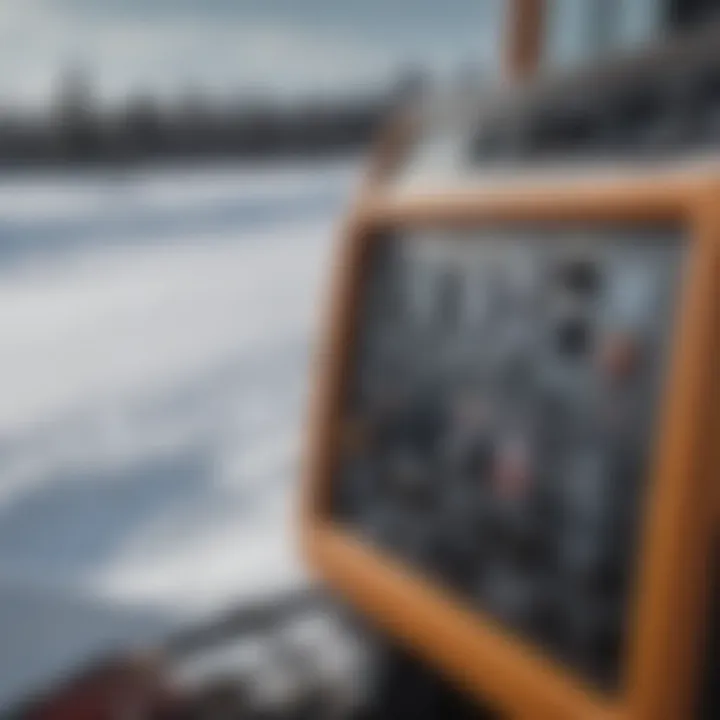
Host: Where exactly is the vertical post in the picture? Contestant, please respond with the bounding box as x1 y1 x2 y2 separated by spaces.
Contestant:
505 0 545 82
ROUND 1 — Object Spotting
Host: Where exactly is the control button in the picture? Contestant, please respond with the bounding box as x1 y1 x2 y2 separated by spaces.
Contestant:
437 267 462 329
526 578 567 645
498 351 534 396
429 534 483 593
598 332 643 382
561 448 611 519
443 431 494 480
394 514 440 567
494 317 535 362
425 488 486 591
492 436 533 502
479 562 537 630
449 395 492 434
443 396 495 479
556 316 592 358
560 258 601 296
404 397 445 451
497 523 550 574
557 500 628 598
504 252 539 307
536 389 575 449
385 450 434 507
371 396 443 455
463 270 492 328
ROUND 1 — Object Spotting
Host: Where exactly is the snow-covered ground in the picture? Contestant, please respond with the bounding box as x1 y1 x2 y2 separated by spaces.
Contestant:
0 159 358 706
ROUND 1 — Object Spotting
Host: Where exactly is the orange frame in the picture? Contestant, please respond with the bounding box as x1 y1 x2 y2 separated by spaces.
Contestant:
301 169 720 720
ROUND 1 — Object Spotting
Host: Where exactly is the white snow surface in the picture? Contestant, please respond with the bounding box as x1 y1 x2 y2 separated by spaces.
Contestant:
0 159 358 705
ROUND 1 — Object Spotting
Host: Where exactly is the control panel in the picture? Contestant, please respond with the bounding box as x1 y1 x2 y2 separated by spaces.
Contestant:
302 17 720 717
330 227 684 690
303 165 720 720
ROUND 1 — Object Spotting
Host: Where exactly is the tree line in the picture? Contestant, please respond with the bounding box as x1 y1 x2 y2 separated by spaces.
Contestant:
0 71 424 168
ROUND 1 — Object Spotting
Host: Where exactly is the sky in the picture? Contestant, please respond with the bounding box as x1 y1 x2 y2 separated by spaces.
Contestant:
0 0 506 109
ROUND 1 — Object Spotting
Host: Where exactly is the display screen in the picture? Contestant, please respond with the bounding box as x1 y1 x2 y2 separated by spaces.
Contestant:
331 226 685 689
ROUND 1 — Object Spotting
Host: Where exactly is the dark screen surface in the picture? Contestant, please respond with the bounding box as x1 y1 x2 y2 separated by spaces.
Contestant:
332 225 685 690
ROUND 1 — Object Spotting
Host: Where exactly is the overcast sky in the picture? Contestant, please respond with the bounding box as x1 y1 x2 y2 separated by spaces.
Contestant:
0 0 505 109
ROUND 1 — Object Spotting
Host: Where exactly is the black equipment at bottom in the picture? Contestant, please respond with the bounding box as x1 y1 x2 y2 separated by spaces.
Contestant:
16 588 498 720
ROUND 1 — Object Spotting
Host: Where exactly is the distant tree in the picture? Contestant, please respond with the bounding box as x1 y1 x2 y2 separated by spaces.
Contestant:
54 65 102 160
121 93 166 157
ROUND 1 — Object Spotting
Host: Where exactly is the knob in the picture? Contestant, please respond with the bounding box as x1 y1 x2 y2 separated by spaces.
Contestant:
429 536 482 593
384 449 434 508
559 257 601 296
443 431 494 479
492 436 533 502
384 395 444 453
526 578 567 647
598 331 643 383
556 316 592 358
478 562 537 631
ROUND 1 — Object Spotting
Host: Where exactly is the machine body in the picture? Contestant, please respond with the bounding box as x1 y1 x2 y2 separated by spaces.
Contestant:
301 34 720 717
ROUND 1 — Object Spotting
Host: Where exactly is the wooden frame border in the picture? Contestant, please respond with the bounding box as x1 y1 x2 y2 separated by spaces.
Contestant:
300 174 720 720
